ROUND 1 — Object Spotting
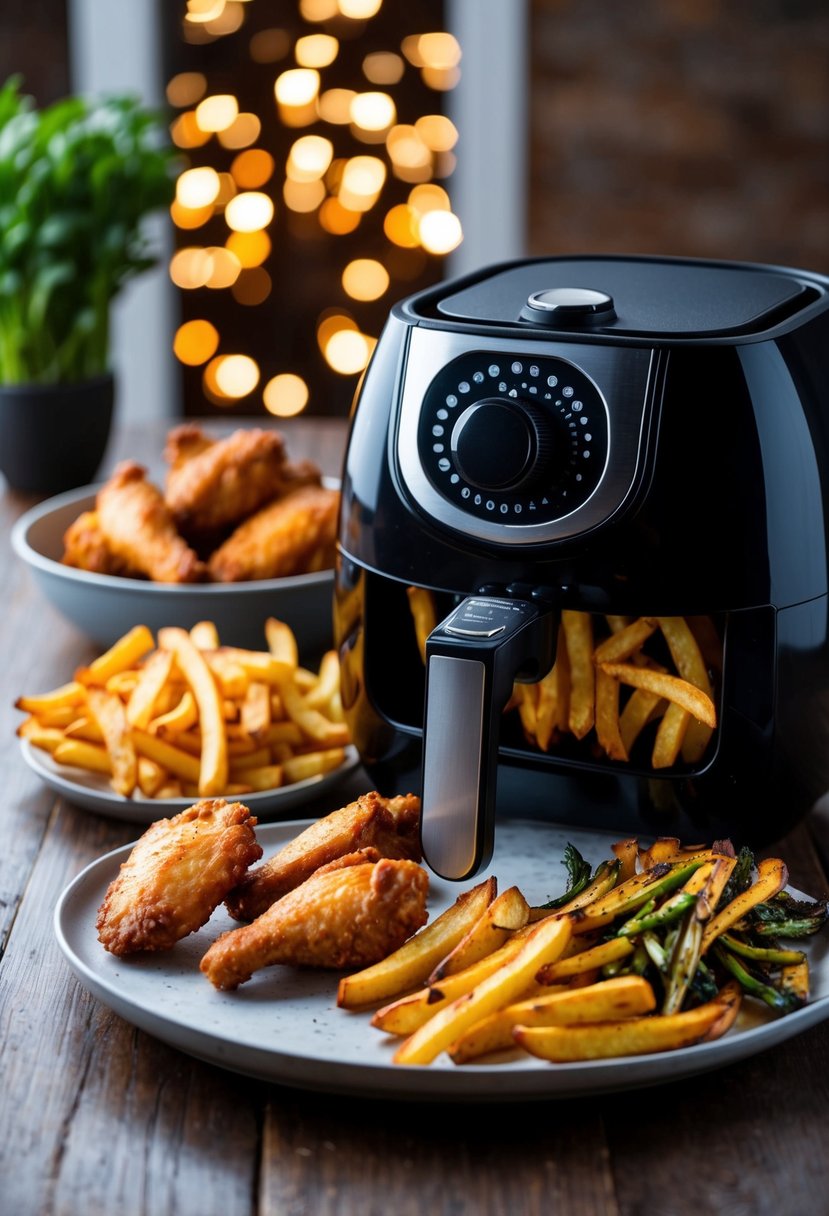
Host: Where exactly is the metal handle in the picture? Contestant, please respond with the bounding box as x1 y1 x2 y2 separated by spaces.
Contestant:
419 596 556 880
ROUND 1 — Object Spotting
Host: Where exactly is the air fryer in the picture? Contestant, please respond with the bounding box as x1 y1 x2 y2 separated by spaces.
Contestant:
334 254 829 879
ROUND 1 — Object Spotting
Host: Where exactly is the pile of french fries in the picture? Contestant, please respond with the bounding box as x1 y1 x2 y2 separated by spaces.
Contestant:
406 588 721 770
15 619 350 800
338 835 825 1067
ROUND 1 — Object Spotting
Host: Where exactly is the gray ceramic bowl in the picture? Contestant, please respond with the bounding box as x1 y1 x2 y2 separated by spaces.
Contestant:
12 483 337 656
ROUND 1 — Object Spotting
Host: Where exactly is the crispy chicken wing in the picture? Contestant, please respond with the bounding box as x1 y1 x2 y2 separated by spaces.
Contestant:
164 425 311 537
200 855 429 990
61 509 136 576
96 799 263 955
225 791 421 922
206 483 339 583
96 461 206 583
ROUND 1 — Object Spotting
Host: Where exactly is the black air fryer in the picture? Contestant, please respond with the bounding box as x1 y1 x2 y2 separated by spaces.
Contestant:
334 255 829 880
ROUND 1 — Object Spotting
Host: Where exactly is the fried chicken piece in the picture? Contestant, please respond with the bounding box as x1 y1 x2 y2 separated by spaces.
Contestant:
164 425 298 536
96 461 206 583
200 856 429 990
225 791 422 922
61 509 137 576
96 799 263 955
207 483 340 582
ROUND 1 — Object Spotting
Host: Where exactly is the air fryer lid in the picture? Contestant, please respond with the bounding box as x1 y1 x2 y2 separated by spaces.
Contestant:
436 256 816 338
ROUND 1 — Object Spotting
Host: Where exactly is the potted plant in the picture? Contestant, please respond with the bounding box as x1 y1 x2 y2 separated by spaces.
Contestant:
0 76 176 494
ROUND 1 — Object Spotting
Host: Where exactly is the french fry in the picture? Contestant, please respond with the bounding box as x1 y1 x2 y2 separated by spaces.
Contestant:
598 662 717 728
536 935 634 984
449 975 657 1064
281 747 346 784
16 719 66 752
136 755 167 798
656 616 715 764
514 985 738 1061
15 681 86 714
240 681 271 740
53 738 112 775
611 838 639 883
393 916 572 1065
279 679 351 746
595 666 628 761
125 648 176 730
189 620 220 649
407 586 437 663
130 727 202 785
337 878 497 1009
157 627 228 797
265 616 299 668
561 610 594 739
428 887 530 982
700 857 789 954
149 690 199 734
651 702 691 769
86 687 137 798
619 685 666 755
76 624 155 686
303 651 341 711
593 617 657 665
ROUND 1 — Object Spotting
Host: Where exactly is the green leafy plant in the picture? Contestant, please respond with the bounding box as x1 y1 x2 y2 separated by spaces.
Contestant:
0 77 176 384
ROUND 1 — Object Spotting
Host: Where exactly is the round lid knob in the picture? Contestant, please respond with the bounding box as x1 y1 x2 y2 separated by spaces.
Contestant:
449 397 556 492
519 286 616 327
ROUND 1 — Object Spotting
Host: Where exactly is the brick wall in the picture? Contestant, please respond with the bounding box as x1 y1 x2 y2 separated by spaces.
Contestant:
528 0 829 274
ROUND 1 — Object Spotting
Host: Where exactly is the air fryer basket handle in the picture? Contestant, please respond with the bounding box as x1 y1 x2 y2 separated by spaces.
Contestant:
420 596 557 881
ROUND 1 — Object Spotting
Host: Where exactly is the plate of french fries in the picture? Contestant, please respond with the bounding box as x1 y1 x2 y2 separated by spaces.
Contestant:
16 619 360 822
53 817 829 1100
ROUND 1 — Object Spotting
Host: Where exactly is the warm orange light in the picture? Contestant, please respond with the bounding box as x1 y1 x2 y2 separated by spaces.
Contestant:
231 148 275 189
195 94 239 133
170 111 212 148
232 268 272 305
408 182 450 216
317 88 356 125
249 28 290 63
226 229 271 267
186 0 226 23
286 135 334 181
215 172 237 207
421 65 461 91
170 199 214 229
225 191 275 232
339 155 386 211
283 179 326 212
295 33 339 68
205 246 242 288
218 113 262 149
415 114 458 152
383 203 419 248
319 197 362 235
173 319 219 365
338 0 382 17
213 354 260 397
205 0 245 35
264 373 309 417
317 310 357 353
342 258 389 301
299 0 339 19
275 68 321 127
325 329 373 375
362 51 404 85
176 166 221 208
350 91 396 136
169 247 214 289
418 32 461 69
419 209 463 254
167 72 207 108
386 125 432 180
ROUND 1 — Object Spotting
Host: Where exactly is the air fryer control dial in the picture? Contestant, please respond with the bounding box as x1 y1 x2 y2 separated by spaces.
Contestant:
416 351 609 526
450 397 559 492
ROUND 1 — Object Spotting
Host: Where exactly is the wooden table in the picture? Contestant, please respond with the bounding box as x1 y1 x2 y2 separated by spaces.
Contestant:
2 418 828 1216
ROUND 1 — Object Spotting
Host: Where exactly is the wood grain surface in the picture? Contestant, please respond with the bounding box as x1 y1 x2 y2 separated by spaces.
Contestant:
1 419 828 1216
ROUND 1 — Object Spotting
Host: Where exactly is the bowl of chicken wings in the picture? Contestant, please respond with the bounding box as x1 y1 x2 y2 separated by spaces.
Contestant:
12 424 341 655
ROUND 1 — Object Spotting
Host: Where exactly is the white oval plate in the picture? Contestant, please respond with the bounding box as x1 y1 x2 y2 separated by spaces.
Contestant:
54 819 829 1101
23 737 361 824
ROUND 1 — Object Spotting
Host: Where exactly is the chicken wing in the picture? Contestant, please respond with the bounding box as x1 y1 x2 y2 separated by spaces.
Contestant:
206 483 339 582
96 799 263 955
96 461 206 583
225 790 421 922
61 509 137 576
164 425 307 537
200 855 429 990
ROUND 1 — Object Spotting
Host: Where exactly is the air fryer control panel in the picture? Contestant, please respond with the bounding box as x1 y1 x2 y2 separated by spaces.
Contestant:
397 327 657 546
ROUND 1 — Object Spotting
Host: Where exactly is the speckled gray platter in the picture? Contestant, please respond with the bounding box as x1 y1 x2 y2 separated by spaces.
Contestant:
54 819 829 1102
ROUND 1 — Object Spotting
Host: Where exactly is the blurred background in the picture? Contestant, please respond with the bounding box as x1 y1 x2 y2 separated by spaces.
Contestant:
2 0 827 428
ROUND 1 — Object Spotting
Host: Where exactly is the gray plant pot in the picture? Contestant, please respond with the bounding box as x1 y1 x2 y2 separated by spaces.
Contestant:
0 373 114 495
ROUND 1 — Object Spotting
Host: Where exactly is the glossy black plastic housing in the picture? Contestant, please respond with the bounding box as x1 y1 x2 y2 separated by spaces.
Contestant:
334 255 829 847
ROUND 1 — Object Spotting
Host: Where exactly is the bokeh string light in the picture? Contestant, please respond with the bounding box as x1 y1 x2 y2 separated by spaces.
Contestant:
166 0 461 417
